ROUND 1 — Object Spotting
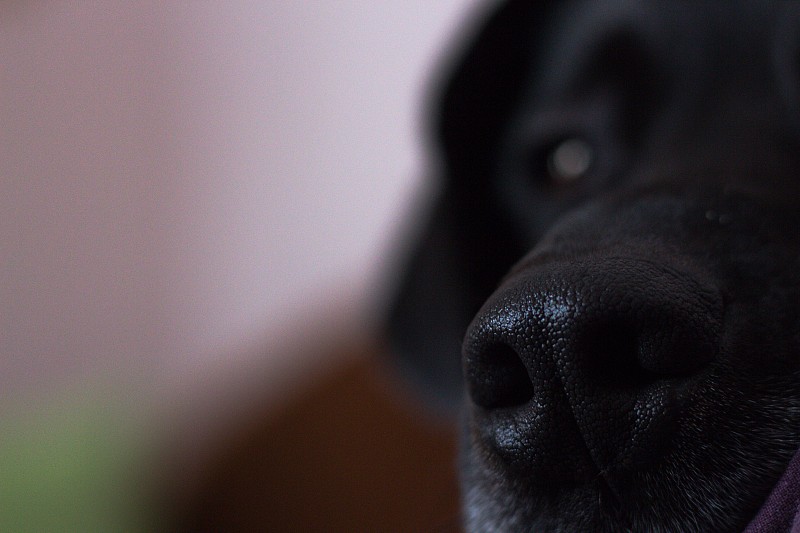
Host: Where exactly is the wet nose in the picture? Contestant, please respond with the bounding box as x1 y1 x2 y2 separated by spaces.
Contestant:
462 256 722 473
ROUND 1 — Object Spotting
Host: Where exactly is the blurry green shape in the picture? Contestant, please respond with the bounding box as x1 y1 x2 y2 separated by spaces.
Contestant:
0 395 159 532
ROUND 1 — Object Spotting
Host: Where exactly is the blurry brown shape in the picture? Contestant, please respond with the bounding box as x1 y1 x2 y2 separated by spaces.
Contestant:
178 343 461 532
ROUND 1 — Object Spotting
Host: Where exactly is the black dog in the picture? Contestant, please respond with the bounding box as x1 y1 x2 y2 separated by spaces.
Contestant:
388 1 800 531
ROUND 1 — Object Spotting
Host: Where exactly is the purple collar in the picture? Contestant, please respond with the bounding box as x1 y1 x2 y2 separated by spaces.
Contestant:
744 447 800 533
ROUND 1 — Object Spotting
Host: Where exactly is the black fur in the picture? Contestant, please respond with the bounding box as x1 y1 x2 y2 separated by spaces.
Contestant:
388 1 800 531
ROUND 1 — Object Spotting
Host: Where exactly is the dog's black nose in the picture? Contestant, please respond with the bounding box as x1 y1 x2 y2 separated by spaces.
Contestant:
463 256 722 474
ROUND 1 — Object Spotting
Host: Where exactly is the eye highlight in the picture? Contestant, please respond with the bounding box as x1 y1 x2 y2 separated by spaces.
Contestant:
546 138 594 184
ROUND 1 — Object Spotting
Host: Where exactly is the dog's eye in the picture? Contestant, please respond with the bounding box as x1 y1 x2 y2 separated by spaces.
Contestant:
546 138 594 185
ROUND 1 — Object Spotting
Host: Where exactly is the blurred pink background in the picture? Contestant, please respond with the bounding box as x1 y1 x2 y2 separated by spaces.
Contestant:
3 4 492 527
2 1 487 413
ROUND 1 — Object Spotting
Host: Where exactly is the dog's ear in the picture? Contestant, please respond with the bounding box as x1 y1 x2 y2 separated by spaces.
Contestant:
386 1 558 412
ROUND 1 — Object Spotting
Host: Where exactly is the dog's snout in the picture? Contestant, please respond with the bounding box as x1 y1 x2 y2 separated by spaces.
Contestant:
463 256 723 472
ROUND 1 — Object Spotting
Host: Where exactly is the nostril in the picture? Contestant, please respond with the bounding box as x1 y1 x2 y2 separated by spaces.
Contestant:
465 342 535 409
586 326 663 387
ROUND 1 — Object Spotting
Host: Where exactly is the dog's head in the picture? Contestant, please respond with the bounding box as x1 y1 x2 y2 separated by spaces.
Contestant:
388 1 800 531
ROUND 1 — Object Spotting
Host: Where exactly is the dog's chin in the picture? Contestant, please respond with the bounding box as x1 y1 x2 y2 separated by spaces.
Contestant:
460 376 800 533
461 448 741 533
462 472 620 533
